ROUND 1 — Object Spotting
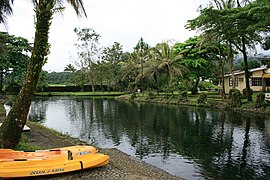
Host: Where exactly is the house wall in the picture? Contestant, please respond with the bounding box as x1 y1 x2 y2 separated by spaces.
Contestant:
224 69 266 94
224 74 246 93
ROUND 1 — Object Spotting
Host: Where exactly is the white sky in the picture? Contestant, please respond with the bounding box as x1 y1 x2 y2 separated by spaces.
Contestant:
1 0 209 72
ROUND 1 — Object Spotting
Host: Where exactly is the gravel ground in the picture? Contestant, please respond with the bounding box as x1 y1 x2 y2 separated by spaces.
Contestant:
18 122 182 180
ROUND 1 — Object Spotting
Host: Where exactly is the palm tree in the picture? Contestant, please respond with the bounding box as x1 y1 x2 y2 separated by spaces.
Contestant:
0 0 86 148
64 63 76 72
118 52 142 91
0 0 14 24
141 42 187 94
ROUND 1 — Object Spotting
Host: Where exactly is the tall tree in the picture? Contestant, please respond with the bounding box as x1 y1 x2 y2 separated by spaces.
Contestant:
133 38 150 92
142 42 186 94
175 36 216 95
74 27 100 92
0 0 86 148
102 42 123 89
198 32 227 99
186 1 261 101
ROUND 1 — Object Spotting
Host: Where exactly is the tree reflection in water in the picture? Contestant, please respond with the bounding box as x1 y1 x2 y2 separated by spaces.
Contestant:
29 96 270 180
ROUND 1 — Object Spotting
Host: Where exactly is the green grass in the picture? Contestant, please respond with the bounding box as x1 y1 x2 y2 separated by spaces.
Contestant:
36 91 124 96
48 84 68 87
15 134 40 151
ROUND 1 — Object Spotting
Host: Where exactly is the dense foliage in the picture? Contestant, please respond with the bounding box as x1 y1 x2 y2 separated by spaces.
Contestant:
0 32 31 92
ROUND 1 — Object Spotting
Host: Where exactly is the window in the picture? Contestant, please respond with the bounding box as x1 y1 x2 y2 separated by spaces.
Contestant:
229 78 238 87
239 78 244 82
251 78 262 86
235 78 238 87
229 78 233 87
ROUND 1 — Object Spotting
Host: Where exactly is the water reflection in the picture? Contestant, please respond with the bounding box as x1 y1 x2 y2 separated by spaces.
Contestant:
29 96 270 180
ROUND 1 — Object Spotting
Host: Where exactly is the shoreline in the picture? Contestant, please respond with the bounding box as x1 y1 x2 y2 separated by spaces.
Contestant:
23 121 182 180
116 94 270 115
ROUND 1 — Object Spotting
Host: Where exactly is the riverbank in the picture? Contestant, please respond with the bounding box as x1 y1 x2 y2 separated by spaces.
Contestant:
25 122 181 179
116 92 270 115
37 91 270 115
0 105 181 179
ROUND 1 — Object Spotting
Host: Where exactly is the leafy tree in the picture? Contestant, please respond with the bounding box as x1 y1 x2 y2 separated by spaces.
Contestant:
74 27 100 92
133 38 150 92
186 0 264 101
72 68 89 90
175 36 216 95
245 0 270 50
0 0 86 148
197 32 228 99
36 70 48 92
93 60 108 91
0 32 31 92
101 42 124 89
45 71 72 85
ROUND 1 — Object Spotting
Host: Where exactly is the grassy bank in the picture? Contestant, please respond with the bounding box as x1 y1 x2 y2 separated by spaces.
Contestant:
36 91 124 96
117 91 270 115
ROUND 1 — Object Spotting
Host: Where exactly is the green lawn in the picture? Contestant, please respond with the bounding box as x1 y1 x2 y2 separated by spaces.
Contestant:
36 91 124 96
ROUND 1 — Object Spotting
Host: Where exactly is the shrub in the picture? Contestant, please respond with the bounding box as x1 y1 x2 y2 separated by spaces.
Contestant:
256 92 266 108
229 89 242 108
197 93 207 104
131 93 137 100
229 88 239 99
178 91 188 102
147 92 155 100
198 81 214 91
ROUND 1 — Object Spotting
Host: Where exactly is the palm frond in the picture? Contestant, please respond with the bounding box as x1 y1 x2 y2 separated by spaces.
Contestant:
0 0 14 24
66 0 87 17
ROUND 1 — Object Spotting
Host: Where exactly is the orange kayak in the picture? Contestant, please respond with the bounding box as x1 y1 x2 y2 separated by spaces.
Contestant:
0 146 98 162
0 146 109 178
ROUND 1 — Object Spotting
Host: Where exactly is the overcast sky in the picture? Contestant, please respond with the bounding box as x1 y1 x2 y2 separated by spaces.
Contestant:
1 0 209 72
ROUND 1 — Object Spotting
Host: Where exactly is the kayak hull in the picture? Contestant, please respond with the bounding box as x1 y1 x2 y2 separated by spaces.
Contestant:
0 146 109 178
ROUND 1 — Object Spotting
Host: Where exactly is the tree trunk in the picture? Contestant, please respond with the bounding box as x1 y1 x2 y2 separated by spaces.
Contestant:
0 68 3 93
191 77 200 95
241 37 252 101
0 1 53 148
228 42 235 88
218 47 225 99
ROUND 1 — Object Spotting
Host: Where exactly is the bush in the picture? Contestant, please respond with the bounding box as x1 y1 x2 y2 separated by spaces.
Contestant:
130 93 137 100
242 88 253 99
147 92 155 100
229 89 242 108
197 93 207 104
198 81 214 91
178 91 188 102
256 92 266 108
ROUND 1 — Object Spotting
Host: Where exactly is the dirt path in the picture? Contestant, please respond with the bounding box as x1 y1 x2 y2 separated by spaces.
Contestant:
23 122 181 180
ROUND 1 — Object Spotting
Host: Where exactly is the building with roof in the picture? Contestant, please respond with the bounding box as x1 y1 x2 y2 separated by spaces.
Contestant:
224 66 270 93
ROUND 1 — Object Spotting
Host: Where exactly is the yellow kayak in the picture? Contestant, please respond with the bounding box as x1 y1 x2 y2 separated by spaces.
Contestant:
0 146 98 162
0 146 109 178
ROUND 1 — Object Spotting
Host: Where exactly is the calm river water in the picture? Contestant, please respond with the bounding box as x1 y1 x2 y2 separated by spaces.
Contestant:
29 96 270 180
